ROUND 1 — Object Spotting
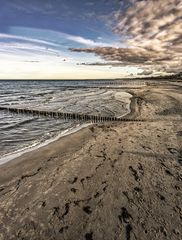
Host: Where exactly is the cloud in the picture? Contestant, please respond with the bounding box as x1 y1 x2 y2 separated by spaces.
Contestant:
0 42 61 58
137 70 154 76
0 33 65 59
70 0 182 75
0 28 117 66
9 26 117 48
0 33 59 47
77 61 123 67
66 35 115 47
70 47 157 64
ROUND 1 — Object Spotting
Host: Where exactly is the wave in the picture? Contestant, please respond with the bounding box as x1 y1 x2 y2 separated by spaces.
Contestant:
0 118 36 131
0 123 91 165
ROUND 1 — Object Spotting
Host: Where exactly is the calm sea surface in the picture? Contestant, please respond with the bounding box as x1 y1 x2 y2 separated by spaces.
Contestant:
0 80 132 162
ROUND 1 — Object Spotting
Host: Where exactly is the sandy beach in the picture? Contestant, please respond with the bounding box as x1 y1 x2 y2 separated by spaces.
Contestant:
0 81 181 240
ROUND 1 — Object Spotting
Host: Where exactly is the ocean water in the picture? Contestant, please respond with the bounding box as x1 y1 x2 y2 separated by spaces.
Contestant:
0 80 132 162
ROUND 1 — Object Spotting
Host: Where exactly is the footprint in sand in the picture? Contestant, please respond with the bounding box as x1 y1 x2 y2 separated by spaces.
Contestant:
83 206 92 215
85 232 93 240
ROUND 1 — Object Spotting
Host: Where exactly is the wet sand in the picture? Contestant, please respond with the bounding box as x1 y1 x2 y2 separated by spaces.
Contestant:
0 81 182 240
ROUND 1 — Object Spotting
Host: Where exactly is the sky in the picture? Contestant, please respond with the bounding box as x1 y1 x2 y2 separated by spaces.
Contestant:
0 0 181 79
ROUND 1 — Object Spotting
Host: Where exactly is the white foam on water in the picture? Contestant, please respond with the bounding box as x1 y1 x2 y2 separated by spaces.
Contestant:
0 80 134 166
0 123 92 165
115 92 132 118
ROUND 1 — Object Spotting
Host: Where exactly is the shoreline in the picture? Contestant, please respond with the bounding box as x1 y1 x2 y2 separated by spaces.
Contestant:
0 123 91 166
0 92 133 166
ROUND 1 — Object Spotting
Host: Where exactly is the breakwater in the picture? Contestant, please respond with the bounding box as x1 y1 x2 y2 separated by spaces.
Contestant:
0 106 144 122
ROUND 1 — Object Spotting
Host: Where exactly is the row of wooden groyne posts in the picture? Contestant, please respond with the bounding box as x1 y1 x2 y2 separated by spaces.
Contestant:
58 81 146 89
0 106 144 122
84 81 146 85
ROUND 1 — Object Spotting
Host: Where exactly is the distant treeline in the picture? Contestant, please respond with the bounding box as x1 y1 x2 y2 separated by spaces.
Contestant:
123 72 182 81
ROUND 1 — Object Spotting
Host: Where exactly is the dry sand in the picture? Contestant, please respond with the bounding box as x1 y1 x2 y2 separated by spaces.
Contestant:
0 81 182 240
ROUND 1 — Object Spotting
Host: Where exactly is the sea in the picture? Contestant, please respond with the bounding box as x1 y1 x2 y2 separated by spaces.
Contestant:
0 80 132 164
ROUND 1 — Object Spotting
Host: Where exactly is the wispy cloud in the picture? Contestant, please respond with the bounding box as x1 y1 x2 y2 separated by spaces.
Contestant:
0 43 60 56
0 33 60 47
0 34 66 59
8 26 117 48
66 35 115 47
